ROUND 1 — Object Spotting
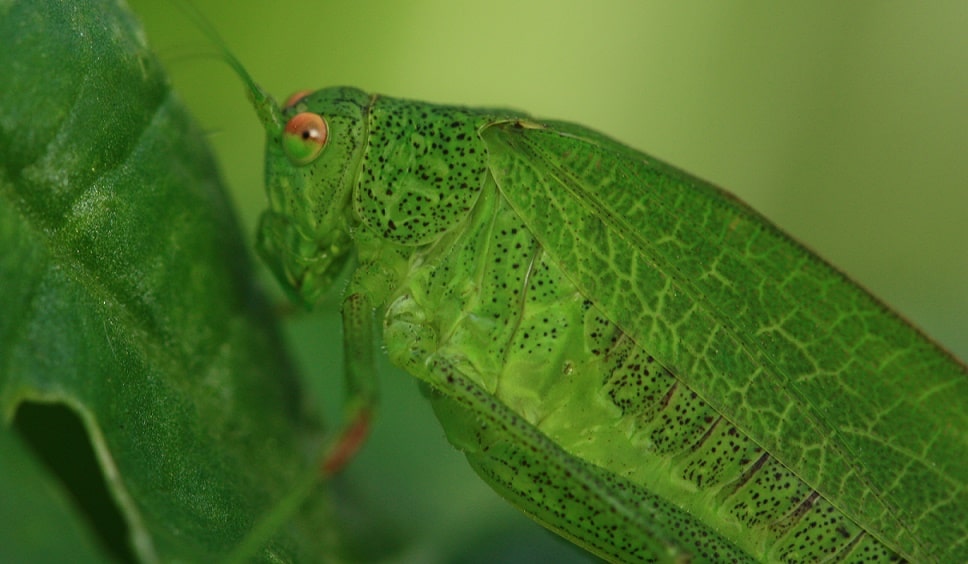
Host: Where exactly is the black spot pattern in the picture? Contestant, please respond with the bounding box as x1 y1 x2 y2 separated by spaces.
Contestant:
427 361 750 563
677 422 762 490
356 97 491 246
586 291 906 561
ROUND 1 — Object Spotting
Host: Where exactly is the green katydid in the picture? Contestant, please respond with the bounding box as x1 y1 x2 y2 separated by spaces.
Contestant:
188 12 968 563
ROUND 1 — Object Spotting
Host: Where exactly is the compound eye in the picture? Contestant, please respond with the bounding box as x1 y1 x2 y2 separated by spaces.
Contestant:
282 112 328 165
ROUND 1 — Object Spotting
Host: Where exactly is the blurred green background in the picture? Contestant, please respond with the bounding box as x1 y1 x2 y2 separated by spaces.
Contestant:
127 1 967 561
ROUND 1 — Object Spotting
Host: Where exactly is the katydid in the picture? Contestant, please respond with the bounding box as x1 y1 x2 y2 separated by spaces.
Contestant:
196 20 967 564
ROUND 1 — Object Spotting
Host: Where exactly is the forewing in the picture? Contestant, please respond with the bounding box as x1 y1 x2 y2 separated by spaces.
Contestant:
481 120 968 562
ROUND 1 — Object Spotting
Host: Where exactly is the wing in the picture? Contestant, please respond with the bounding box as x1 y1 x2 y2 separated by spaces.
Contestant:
481 119 968 562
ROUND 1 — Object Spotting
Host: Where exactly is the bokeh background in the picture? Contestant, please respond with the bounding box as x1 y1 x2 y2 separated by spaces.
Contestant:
128 1 967 561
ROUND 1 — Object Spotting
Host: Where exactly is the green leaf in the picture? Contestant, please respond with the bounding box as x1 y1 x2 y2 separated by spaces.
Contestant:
0 0 338 561
0 423 108 563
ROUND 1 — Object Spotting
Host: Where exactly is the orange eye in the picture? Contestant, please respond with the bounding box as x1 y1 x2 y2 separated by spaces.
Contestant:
282 112 328 165
283 90 314 110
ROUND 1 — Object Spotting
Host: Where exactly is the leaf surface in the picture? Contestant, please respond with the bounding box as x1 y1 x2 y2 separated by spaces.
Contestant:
0 1 336 560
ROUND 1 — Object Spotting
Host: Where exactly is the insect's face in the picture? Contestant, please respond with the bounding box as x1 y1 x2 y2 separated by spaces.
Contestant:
253 87 372 308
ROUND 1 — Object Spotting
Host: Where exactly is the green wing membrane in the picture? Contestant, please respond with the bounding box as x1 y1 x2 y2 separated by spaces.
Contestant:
481 120 968 562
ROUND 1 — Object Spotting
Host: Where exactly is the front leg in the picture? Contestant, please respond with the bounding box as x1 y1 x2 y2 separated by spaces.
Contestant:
318 291 378 476
319 252 409 476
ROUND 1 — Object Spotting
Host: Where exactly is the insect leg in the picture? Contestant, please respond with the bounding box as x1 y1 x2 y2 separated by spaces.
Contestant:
418 353 748 564
319 291 378 476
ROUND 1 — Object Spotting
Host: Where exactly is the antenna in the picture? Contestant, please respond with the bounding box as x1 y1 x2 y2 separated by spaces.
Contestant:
172 1 283 132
